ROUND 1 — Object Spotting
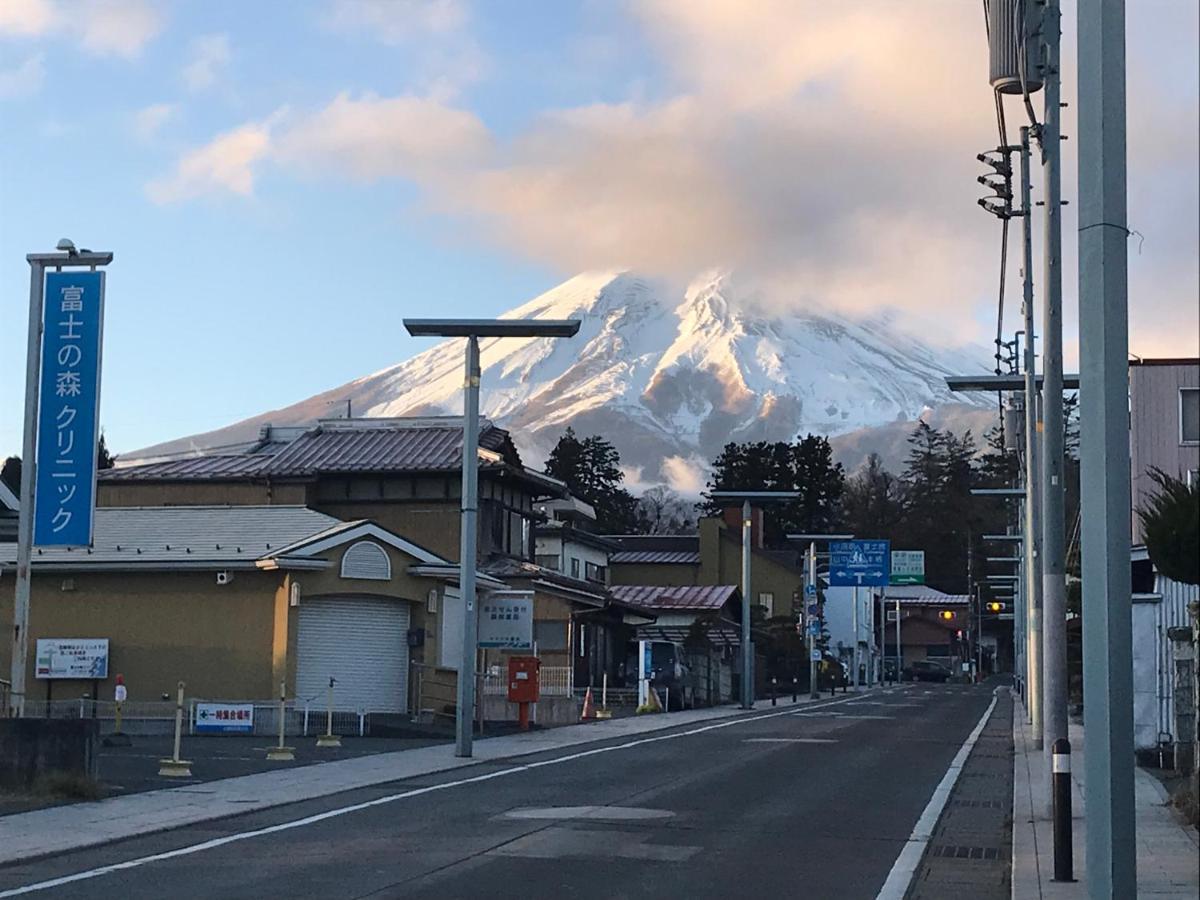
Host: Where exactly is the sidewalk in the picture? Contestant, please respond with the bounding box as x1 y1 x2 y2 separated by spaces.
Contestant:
0 687 868 866
1012 710 1200 898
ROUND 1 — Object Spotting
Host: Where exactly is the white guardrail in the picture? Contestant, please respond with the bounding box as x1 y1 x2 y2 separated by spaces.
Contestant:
481 665 574 697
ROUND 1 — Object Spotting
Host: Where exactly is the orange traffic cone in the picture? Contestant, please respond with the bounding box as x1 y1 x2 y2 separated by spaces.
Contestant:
580 687 597 721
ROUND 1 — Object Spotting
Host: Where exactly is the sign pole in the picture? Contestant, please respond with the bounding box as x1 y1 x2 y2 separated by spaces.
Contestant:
740 499 753 709
808 542 818 699
10 248 112 717
456 336 481 757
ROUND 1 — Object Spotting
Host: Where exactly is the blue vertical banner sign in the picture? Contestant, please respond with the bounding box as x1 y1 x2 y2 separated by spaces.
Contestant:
34 271 105 547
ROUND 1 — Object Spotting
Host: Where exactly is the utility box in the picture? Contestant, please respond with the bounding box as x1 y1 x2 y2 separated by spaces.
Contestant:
507 656 540 704
987 0 1044 95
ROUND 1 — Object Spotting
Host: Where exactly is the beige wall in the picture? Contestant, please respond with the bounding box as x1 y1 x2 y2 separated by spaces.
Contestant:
99 481 308 507
0 538 452 707
0 569 284 703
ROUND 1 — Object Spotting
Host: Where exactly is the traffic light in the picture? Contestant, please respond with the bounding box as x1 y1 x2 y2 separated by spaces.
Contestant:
986 602 1007 613
938 610 956 621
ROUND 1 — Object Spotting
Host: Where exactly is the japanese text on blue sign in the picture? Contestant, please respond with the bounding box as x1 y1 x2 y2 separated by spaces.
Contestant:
34 271 104 547
829 539 891 587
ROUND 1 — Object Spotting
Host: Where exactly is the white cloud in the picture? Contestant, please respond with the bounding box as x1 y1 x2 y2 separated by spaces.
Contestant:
133 102 176 140
0 0 163 57
75 0 163 58
324 0 468 44
0 0 57 36
182 33 230 92
146 118 276 204
0 52 44 98
275 92 491 180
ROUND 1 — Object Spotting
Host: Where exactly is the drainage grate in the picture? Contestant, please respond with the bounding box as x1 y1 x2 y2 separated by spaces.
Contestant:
931 845 1001 861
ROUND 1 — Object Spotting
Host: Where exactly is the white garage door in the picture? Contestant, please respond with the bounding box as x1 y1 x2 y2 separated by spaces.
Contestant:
297 596 410 714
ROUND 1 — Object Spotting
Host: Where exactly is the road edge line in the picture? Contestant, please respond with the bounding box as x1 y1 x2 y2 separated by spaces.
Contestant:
874 689 1002 900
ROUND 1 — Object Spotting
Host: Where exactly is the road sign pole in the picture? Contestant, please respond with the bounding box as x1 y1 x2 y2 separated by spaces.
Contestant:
894 596 901 681
10 259 45 718
808 542 818 699
851 585 859 689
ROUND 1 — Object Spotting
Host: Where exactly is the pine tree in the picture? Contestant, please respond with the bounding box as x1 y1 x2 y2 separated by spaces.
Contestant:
544 429 640 533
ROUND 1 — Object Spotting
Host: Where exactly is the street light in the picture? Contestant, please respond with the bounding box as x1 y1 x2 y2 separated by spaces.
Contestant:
404 317 580 757
709 491 799 709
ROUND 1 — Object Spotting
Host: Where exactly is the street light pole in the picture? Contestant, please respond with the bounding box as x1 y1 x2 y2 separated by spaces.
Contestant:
404 318 580 758
741 499 753 710
808 542 818 699
456 336 481 758
1077 0 1136 894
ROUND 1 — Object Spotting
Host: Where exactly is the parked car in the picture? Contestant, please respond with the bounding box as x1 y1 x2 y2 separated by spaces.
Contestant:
626 640 693 710
903 659 953 683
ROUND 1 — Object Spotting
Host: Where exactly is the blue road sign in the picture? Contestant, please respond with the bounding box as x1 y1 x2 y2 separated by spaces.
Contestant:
829 539 891 587
804 584 817 597
807 621 821 636
806 602 819 617
34 271 104 547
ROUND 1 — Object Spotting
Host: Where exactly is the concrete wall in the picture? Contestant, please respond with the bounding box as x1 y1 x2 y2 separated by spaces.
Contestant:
1130 361 1200 542
0 719 99 788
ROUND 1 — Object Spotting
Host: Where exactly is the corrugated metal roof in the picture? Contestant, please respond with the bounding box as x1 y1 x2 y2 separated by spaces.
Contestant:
101 418 518 482
100 454 273 481
610 550 701 565
0 505 340 568
610 584 737 611
873 585 969 604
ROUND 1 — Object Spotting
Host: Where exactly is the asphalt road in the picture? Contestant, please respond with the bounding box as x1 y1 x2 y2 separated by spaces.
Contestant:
0 683 1000 900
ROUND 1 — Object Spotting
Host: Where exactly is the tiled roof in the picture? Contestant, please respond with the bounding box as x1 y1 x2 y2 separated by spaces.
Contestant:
0 505 340 568
610 584 737 611
872 585 970 604
610 550 701 565
101 418 517 482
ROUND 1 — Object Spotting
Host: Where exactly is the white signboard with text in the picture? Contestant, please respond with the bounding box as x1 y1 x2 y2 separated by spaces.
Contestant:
477 590 534 649
35 638 109 679
195 702 255 733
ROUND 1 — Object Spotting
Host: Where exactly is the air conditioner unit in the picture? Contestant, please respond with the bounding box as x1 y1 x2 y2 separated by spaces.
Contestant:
216 571 233 586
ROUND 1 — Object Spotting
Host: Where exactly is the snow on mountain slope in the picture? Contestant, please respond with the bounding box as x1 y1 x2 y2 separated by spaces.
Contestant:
127 271 993 484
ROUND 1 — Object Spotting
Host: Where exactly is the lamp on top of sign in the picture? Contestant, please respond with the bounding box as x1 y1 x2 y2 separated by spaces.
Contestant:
33 271 105 548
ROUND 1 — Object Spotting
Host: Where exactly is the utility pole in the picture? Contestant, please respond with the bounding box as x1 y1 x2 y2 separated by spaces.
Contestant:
742 499 753 709
1019 125 1044 750
1039 0 1069 818
1077 0 1135 895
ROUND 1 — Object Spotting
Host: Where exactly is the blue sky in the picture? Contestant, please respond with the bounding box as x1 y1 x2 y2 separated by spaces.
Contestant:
2 0 1197 459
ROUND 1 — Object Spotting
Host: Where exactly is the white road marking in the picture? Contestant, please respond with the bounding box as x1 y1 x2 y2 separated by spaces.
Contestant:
874 692 1000 900
0 695 864 897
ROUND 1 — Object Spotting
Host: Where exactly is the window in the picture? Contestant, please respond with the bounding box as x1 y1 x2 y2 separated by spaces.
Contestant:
340 541 391 580
1182 388 1199 444
534 620 567 651
535 554 561 571
585 561 607 584
758 592 775 618
570 558 581 578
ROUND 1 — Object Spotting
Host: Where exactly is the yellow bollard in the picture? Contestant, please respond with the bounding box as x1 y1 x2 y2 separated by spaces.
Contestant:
266 680 295 761
316 677 341 748
158 681 193 777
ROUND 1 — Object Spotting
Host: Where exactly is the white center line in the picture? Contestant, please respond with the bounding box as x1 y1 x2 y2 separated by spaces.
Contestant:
0 695 866 897
742 738 838 744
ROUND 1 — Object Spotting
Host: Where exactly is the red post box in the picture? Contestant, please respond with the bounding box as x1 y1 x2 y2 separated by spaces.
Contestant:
507 656 540 729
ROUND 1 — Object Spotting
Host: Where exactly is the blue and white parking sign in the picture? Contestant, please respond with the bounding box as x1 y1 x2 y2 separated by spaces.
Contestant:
829 540 891 587
34 271 104 547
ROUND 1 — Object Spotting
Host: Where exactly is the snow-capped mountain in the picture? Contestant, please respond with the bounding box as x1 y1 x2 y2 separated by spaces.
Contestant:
128 271 994 486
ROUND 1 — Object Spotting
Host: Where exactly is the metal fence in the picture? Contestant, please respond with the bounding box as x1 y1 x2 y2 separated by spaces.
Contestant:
481 665 574 697
20 696 373 737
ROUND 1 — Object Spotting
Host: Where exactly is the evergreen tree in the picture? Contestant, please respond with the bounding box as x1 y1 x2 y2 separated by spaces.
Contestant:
0 456 19 496
544 428 640 533
702 434 844 545
840 453 906 544
1138 468 1200 586
97 432 116 470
